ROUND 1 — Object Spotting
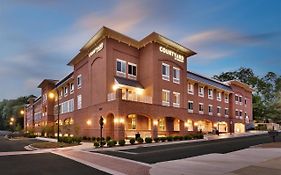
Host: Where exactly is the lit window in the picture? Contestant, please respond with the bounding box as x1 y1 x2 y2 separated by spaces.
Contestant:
162 63 170 81
162 89 170 106
198 86 204 97
208 89 213 99
217 92 221 101
70 83 74 94
188 101 193 113
208 105 213 115
174 119 180 131
159 118 165 131
128 63 137 79
173 67 180 84
128 114 136 129
187 83 194 95
64 86 68 96
225 108 229 117
199 103 204 114
173 92 180 108
77 74 82 88
77 95 82 110
225 94 229 103
116 59 126 77
217 106 221 116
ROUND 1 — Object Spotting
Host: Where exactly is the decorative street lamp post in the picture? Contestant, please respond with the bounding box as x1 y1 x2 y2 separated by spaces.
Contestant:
99 116 104 147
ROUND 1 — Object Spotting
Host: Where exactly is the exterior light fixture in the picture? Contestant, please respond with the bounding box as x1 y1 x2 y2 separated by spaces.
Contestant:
136 88 144 95
112 84 119 91
153 120 158 126
114 118 119 123
119 118 124 123
20 110 24 115
10 117 15 122
194 122 198 126
86 120 92 126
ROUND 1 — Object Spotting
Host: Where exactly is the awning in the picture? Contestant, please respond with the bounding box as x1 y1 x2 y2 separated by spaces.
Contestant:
114 76 144 89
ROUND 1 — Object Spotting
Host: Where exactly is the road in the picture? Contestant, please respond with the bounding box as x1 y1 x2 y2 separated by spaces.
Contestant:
0 137 42 152
0 153 110 175
97 134 281 164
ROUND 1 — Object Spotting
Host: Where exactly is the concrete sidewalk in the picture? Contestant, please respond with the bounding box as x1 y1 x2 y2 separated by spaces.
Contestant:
149 147 281 175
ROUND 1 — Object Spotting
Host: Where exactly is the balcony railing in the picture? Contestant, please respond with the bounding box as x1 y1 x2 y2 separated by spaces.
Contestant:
107 93 152 104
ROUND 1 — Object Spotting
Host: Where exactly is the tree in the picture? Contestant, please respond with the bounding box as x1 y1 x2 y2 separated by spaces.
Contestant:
213 67 281 123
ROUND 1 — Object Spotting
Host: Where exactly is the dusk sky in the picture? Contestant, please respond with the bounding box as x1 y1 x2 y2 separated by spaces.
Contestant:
0 0 280 100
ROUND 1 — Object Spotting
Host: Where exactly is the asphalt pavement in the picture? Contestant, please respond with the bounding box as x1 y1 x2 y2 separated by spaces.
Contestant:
97 134 281 164
0 137 42 152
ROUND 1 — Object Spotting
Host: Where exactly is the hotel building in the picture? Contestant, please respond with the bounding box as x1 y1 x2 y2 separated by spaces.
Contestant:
24 27 253 140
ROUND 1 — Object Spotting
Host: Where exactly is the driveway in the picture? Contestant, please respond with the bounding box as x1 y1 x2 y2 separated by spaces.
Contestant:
0 136 42 152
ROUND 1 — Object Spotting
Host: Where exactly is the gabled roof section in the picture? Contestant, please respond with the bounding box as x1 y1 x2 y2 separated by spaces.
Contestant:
38 79 58 88
68 26 196 66
187 71 232 92
224 80 253 92
56 72 74 88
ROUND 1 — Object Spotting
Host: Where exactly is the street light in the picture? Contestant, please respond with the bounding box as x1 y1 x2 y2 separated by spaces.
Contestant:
20 110 24 115
99 116 104 147
49 90 60 142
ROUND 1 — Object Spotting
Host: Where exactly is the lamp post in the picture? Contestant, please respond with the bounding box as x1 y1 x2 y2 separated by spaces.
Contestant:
99 116 104 147
49 90 60 142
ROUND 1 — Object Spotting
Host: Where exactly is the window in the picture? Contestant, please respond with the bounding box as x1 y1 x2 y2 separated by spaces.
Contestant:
77 74 82 88
208 105 213 115
188 101 193 113
64 86 68 97
173 92 180 107
69 99 74 112
187 83 194 95
198 86 204 97
159 118 165 131
239 96 242 104
199 103 204 114
217 106 221 116
162 63 170 81
239 110 243 117
128 114 136 129
59 90 63 98
174 119 180 131
77 95 82 110
244 98 247 105
70 83 74 94
225 94 229 103
162 89 170 106
208 89 213 99
217 92 221 101
235 109 239 117
235 95 239 104
225 108 229 117
128 63 137 79
116 59 126 77
173 67 180 84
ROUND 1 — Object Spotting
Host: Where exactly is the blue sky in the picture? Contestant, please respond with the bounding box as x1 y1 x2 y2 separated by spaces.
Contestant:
0 0 280 100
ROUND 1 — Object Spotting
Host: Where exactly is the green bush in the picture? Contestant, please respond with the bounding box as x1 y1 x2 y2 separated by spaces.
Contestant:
130 138 135 145
24 133 36 138
184 134 192 140
106 136 111 142
178 136 183 140
94 141 100 148
192 133 204 139
154 137 160 143
118 139 126 146
145 137 152 143
97 137 105 142
91 137 96 142
173 136 180 141
167 136 173 142
160 137 167 142
137 137 144 144
107 140 117 147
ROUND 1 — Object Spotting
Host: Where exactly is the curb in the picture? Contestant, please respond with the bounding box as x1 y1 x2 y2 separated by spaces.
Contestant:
24 144 39 151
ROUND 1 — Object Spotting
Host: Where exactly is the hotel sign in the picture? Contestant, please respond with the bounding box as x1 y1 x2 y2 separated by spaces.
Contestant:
159 46 184 63
89 42 104 57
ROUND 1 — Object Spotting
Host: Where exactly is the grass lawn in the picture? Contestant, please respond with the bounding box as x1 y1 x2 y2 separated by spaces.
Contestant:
31 142 79 149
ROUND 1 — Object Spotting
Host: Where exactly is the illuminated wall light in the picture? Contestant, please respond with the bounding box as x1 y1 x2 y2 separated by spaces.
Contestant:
214 123 218 127
119 118 125 123
114 118 119 123
70 134 74 137
86 120 92 126
194 122 198 126
103 119 106 124
112 84 119 91
59 133 62 137
153 120 158 126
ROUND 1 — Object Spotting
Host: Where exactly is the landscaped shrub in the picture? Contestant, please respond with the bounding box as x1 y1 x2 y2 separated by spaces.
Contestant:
192 133 204 139
145 137 152 143
167 136 173 142
173 136 180 141
106 136 111 142
97 137 105 142
137 137 144 144
94 141 100 148
160 137 167 142
59 136 82 144
178 136 183 141
107 140 117 147
91 137 96 142
130 138 135 145
184 134 192 140
118 139 126 146
153 137 160 143
24 133 36 138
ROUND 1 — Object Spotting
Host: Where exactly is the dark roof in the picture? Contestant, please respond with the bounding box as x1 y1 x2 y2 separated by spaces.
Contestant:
115 76 144 89
56 72 74 87
187 71 232 91
38 79 58 88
